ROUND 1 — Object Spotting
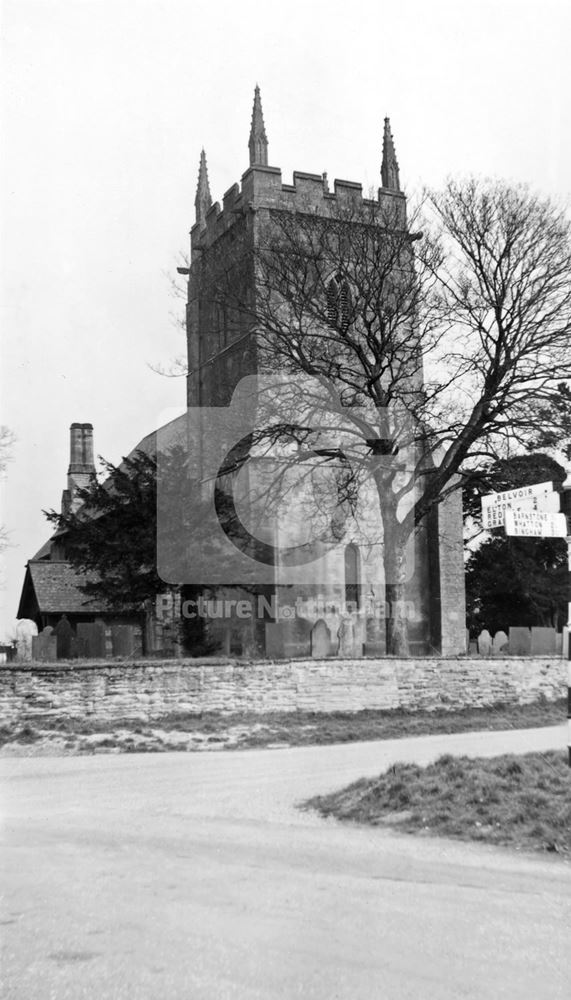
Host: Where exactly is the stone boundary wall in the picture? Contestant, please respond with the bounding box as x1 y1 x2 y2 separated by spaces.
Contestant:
0 657 565 728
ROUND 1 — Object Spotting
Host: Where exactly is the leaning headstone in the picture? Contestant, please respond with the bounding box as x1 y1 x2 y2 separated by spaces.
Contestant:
530 626 556 655
492 630 509 655
54 615 74 659
477 629 492 657
508 626 531 656
311 619 331 658
15 619 38 661
111 625 135 658
77 621 107 659
32 631 57 662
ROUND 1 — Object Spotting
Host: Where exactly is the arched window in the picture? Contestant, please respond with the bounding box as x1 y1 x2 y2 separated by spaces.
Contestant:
344 544 360 610
326 274 352 332
326 276 339 327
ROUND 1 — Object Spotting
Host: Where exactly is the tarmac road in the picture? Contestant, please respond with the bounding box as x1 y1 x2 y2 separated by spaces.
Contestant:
1 725 570 1000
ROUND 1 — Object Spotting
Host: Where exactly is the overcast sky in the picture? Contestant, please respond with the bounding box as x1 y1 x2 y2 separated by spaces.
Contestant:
1 0 570 638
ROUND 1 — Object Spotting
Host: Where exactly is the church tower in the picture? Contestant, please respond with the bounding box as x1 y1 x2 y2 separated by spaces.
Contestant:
182 89 466 657
185 88 408 410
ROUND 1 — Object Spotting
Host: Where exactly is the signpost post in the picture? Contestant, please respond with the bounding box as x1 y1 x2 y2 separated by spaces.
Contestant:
481 476 571 766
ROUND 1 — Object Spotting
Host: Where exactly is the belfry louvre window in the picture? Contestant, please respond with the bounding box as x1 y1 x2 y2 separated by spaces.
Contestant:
326 274 352 332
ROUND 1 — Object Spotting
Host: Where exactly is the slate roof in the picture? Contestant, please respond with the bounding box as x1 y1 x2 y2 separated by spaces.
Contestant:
23 561 111 614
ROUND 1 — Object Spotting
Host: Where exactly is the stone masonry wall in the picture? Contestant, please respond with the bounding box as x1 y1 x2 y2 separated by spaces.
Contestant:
0 657 565 728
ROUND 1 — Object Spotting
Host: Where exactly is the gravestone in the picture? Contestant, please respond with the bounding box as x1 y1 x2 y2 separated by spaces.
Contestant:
468 640 479 656
265 623 285 658
365 615 385 656
530 626 556 655
555 632 562 655
111 625 135 658
477 629 492 656
70 636 87 659
337 615 356 657
311 619 331 658
54 615 74 659
32 630 57 662
508 626 531 656
77 621 107 659
161 621 177 656
266 616 312 659
287 616 313 656
95 618 109 656
15 619 38 661
492 630 509 655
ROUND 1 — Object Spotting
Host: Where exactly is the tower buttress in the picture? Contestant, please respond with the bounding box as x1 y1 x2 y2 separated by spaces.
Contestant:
248 85 268 166
381 117 401 192
194 149 212 229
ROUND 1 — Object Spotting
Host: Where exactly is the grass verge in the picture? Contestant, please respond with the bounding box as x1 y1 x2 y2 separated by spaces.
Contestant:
0 698 565 756
305 750 571 857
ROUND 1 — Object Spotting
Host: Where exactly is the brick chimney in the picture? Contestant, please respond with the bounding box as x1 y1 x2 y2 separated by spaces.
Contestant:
62 422 96 513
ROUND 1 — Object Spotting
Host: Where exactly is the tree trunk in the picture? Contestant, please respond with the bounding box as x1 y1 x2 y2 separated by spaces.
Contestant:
378 491 412 656
383 543 411 656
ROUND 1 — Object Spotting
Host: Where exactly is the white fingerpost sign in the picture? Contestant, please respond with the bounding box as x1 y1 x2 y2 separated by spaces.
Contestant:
481 481 556 529
504 509 567 538
481 481 553 506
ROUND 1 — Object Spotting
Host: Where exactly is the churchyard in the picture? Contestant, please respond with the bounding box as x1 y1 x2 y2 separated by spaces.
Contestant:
8 618 569 663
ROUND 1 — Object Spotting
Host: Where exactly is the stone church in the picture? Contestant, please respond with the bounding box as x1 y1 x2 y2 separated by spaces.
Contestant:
18 89 466 661
165 87 467 658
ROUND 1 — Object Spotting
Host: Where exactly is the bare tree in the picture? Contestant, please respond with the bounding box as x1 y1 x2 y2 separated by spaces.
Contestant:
0 426 15 553
185 179 571 654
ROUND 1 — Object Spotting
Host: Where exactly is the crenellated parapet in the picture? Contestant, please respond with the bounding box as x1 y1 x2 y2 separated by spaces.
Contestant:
190 162 407 256
189 88 406 256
